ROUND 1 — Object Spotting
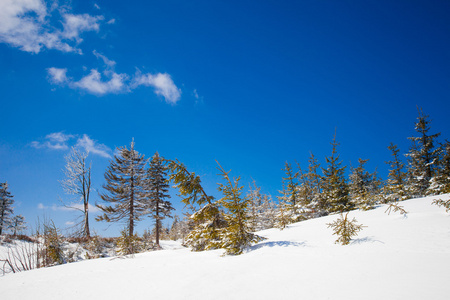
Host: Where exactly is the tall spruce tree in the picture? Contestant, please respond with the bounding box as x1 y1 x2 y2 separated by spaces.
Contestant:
349 158 381 210
0 182 14 235
384 143 408 202
306 152 325 217
321 132 350 213
97 140 147 241
279 162 303 222
406 107 441 196
216 162 263 255
147 152 174 248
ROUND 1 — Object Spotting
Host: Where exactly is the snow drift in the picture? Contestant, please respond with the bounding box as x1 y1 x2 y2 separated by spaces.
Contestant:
1 195 450 300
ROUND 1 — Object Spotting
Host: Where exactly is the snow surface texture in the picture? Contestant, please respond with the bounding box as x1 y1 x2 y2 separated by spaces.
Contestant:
1 195 450 299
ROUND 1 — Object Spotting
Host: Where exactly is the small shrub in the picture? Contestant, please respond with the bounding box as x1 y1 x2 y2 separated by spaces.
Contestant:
432 199 450 213
327 212 365 245
385 202 408 215
116 229 143 256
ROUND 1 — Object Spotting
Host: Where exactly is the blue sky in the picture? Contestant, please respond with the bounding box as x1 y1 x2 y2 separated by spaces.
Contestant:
1 0 449 236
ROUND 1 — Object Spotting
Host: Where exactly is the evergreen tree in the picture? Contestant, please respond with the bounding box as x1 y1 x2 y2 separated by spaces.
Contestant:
305 152 325 217
327 212 365 245
247 181 276 231
406 107 441 196
349 158 381 210
147 152 174 248
166 158 225 251
0 182 14 235
216 162 263 255
97 140 147 240
384 143 408 202
321 132 350 213
11 215 26 236
428 140 450 195
274 184 292 230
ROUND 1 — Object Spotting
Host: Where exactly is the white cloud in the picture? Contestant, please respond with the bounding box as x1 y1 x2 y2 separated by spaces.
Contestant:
132 72 182 104
93 50 116 68
73 69 128 95
39 203 100 213
107 19 116 25
61 13 103 42
31 132 111 158
94 4 100 10
0 0 104 54
75 134 112 159
31 131 73 150
48 52 182 103
47 67 68 84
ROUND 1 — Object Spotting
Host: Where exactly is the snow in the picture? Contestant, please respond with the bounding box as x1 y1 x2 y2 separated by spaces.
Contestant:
1 195 450 299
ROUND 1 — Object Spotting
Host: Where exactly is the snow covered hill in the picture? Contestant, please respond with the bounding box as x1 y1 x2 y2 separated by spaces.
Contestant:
1 195 450 300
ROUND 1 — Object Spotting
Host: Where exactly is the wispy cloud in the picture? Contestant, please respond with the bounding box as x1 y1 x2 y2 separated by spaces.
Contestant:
132 72 182 104
38 202 100 213
48 52 182 103
31 132 73 150
47 67 68 84
0 0 104 54
31 132 111 158
75 134 112 158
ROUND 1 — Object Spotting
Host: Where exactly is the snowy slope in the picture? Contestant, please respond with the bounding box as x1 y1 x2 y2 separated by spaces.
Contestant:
1 195 450 300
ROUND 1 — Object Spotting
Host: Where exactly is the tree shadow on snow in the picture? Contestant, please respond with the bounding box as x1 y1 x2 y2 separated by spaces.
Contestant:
249 240 307 251
350 236 384 245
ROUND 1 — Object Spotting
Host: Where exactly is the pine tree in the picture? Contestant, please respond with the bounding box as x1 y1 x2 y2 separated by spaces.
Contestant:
60 147 92 238
384 143 408 202
96 140 147 242
428 140 450 195
321 132 350 213
216 162 263 255
274 184 292 230
166 158 225 251
327 212 365 245
305 152 325 217
247 181 276 231
0 182 14 235
349 158 381 210
406 107 441 196
147 152 174 248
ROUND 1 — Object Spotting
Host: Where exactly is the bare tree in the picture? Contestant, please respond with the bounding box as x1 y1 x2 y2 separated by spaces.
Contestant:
60 147 92 238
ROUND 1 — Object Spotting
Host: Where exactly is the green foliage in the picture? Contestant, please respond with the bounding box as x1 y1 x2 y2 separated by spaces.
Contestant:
321 131 351 213
147 152 174 247
165 158 224 251
116 228 143 255
384 143 409 202
97 140 148 237
406 107 441 196
216 162 264 255
327 212 365 245
432 198 450 213
349 158 382 210
185 202 227 251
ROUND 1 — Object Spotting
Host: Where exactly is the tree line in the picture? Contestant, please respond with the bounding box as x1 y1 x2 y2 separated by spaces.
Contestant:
1 107 449 256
